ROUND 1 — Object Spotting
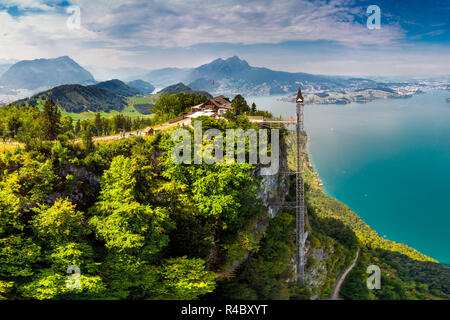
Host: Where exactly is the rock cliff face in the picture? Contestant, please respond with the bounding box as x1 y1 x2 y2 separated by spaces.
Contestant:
255 136 341 298
256 144 289 219
305 247 332 289
218 138 342 298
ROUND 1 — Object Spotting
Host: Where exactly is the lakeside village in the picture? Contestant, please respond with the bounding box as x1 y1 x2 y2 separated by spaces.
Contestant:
175 95 234 122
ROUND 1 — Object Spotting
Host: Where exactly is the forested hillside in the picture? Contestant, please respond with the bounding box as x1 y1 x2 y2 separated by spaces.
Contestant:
0 98 275 299
14 84 129 113
94 80 140 97
0 94 448 300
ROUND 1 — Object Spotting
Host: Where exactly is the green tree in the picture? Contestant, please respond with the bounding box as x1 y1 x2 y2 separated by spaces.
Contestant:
157 256 216 300
74 120 81 135
40 99 61 140
231 95 250 116
89 156 170 255
6 114 21 138
0 173 23 235
82 126 95 152
88 156 173 298
60 116 74 139
31 199 87 243
94 113 103 136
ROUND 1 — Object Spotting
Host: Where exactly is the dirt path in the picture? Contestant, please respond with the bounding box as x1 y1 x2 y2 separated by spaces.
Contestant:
70 118 192 144
90 118 191 143
1 118 189 150
331 248 360 300
0 142 24 151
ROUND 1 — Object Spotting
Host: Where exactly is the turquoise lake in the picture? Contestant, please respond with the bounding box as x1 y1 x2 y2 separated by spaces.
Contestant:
246 90 450 264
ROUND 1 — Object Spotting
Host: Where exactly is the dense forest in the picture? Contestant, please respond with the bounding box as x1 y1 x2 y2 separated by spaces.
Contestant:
0 94 448 300
0 99 152 146
0 95 279 299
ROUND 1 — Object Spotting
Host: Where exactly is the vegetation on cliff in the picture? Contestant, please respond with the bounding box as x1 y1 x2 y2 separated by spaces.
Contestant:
0 97 275 299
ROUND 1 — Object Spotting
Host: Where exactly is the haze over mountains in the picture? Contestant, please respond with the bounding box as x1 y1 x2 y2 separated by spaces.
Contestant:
0 64 12 78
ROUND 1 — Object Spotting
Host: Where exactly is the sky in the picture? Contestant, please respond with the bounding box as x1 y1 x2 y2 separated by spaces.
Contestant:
0 0 449 78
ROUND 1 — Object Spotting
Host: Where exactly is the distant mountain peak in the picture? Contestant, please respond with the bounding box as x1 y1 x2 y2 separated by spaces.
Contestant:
187 56 251 83
101 79 123 85
94 79 139 97
207 56 250 69
55 56 73 61
127 79 155 95
158 82 212 98
158 82 193 94
145 56 381 97
226 55 247 63
0 56 95 90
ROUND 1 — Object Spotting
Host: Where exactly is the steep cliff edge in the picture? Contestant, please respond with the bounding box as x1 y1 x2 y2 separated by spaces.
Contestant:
213 131 449 300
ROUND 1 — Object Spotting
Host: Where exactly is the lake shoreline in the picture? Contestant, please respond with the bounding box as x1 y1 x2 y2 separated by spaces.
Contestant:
248 90 450 264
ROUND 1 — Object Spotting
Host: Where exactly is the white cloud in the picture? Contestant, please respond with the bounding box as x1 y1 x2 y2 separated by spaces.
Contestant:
0 0 54 11
0 0 447 76
68 0 403 47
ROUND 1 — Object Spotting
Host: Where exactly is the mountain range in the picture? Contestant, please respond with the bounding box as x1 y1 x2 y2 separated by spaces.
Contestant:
13 80 209 114
1 55 405 102
0 56 95 91
2 55 423 108
142 56 384 96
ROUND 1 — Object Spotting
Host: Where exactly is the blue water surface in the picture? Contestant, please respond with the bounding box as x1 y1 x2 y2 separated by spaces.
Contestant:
246 91 450 264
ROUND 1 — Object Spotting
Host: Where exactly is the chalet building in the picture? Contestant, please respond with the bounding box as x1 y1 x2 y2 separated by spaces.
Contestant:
190 95 232 116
